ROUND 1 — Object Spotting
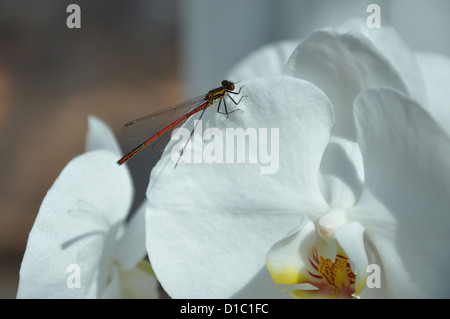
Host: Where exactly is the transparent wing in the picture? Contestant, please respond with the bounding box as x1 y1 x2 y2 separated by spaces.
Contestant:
120 95 207 138
145 115 194 160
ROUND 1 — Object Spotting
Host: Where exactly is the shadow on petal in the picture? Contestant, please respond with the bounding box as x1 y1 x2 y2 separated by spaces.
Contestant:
60 231 106 250
231 266 292 299
319 141 363 207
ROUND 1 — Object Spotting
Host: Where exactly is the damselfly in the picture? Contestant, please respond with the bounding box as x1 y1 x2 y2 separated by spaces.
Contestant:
117 80 244 165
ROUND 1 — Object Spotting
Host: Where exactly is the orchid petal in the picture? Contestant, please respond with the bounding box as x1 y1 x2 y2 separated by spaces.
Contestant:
227 39 299 81
319 137 364 208
145 75 333 298
415 52 450 135
85 115 122 156
285 29 408 141
17 150 133 298
334 221 368 296
266 216 316 285
336 18 427 106
231 266 309 299
285 29 409 213
353 88 450 298
114 200 148 271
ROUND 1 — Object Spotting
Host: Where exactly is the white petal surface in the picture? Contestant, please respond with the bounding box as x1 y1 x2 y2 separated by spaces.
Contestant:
227 39 299 81
318 137 364 208
415 52 450 135
353 88 450 298
85 115 122 156
266 216 316 285
146 75 333 298
286 28 411 212
336 19 427 106
285 29 408 140
114 200 148 271
17 150 134 298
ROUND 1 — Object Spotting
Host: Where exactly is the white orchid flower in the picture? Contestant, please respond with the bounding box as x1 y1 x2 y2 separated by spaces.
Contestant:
17 116 158 298
144 20 450 298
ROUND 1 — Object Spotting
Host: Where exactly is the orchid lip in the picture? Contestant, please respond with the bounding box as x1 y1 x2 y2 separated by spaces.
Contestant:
266 212 372 298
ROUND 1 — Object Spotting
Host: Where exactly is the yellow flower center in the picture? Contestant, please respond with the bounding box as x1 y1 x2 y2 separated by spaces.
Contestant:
266 216 368 299
317 253 356 298
290 246 357 299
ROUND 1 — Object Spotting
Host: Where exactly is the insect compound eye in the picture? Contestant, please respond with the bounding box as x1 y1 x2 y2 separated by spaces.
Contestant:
222 80 235 91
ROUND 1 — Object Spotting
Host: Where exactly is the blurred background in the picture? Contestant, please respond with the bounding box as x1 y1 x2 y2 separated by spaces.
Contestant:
0 0 449 298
